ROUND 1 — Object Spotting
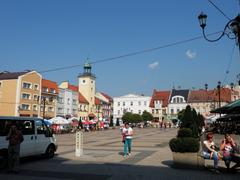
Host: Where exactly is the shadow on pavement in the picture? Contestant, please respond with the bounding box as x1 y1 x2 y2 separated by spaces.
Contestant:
0 156 239 180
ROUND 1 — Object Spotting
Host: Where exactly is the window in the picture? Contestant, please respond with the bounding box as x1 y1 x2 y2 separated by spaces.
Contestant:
36 120 47 134
138 110 141 114
0 81 2 88
43 87 48 92
144 101 147 106
180 98 183 103
130 101 133 106
33 95 39 101
58 97 63 103
177 109 180 113
73 99 77 105
48 107 54 112
50 88 55 93
83 80 86 84
118 110 120 115
58 108 63 113
33 105 38 111
21 93 31 100
173 98 176 103
123 102 125 106
21 104 30 110
67 98 70 105
152 109 154 114
34 84 39 90
138 101 141 106
156 109 159 114
118 102 120 106
170 109 174 114
91 81 93 83
22 82 32 89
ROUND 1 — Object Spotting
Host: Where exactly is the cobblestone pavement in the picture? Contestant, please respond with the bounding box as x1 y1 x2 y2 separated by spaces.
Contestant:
0 127 239 180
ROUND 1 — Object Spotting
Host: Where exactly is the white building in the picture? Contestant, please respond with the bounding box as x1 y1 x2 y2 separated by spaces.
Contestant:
113 94 151 124
56 82 79 117
168 89 189 118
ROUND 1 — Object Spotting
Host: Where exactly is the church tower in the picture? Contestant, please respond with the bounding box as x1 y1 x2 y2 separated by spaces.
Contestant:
78 63 96 114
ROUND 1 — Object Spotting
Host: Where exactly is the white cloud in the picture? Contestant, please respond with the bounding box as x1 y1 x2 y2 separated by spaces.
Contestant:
148 61 159 69
186 50 197 59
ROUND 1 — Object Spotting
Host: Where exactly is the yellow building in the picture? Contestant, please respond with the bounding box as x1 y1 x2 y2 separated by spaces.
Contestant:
78 63 96 119
0 71 42 117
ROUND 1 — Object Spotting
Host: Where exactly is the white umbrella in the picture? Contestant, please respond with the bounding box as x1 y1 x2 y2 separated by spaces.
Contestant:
50 117 69 124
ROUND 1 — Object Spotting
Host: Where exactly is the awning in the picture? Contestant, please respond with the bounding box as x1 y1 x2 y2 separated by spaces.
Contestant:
210 99 240 114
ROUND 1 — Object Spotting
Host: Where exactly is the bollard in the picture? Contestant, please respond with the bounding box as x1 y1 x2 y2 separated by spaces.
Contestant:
75 130 83 157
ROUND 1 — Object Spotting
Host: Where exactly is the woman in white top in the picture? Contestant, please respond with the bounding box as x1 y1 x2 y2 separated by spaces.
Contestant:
202 132 219 172
122 123 133 157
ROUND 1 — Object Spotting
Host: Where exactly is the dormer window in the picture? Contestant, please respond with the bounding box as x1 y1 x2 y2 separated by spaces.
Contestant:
43 87 48 92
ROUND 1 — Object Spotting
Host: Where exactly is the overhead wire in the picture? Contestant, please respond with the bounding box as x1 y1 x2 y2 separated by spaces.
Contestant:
39 31 222 74
222 44 236 85
208 0 231 20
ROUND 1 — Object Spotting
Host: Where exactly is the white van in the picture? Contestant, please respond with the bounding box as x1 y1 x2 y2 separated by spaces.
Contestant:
0 116 58 168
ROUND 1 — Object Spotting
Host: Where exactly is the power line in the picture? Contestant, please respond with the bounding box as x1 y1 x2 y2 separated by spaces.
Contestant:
222 44 236 85
39 31 222 74
208 0 231 20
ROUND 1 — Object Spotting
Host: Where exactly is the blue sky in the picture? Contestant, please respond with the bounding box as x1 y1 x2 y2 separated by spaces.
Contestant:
0 0 239 97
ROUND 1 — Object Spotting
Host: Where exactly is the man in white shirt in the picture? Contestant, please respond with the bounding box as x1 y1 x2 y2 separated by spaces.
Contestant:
122 123 133 157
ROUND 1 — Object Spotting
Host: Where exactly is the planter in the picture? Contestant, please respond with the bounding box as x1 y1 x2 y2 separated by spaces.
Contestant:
172 152 204 168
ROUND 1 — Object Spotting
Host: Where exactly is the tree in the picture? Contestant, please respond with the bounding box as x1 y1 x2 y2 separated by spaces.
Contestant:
132 113 143 123
197 113 205 134
180 105 192 129
142 110 153 122
180 105 203 137
122 112 133 124
177 109 185 122
191 108 199 137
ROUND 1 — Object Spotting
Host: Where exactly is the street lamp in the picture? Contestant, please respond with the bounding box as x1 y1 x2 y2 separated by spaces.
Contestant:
217 81 221 108
198 12 240 51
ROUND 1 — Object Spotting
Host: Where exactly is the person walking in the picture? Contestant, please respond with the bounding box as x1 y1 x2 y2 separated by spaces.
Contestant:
122 123 133 158
6 124 24 174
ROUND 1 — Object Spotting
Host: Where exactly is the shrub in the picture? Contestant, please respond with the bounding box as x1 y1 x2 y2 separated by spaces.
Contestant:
169 137 200 152
177 128 193 138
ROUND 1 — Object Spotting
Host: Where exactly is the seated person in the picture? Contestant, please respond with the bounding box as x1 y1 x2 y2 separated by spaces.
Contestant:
202 132 219 172
220 134 236 169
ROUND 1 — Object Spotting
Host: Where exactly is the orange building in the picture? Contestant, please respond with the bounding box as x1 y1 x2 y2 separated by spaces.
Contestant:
0 71 42 117
41 79 59 119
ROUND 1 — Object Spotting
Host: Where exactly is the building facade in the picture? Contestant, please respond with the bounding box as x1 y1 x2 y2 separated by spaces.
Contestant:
149 90 171 121
0 71 42 117
41 79 59 119
113 94 151 123
78 63 96 117
168 89 189 119
57 82 79 118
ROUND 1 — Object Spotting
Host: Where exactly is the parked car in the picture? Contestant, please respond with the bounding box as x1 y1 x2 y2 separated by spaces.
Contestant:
0 116 58 168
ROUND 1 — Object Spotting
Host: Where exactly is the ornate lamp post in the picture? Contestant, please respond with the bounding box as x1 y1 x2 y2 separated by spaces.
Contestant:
198 12 240 52
217 81 221 108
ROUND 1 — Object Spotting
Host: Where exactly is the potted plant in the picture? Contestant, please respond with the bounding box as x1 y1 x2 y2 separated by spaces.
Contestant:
169 105 204 167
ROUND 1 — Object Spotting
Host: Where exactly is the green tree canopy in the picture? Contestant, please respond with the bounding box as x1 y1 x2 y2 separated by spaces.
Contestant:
122 112 133 124
142 110 153 122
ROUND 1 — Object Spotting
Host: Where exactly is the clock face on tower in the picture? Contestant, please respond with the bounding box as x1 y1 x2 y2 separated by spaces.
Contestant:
82 80 86 84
